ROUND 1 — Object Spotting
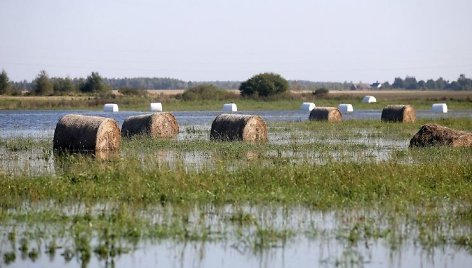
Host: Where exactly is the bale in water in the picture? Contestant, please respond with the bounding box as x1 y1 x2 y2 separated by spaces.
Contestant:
210 114 268 142
121 112 179 138
381 105 416 123
309 107 342 122
409 124 472 147
53 114 121 152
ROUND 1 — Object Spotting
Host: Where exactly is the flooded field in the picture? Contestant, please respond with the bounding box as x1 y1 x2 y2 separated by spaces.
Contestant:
1 110 471 267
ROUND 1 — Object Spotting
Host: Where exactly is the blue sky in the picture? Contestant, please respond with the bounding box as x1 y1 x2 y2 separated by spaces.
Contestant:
1 0 471 82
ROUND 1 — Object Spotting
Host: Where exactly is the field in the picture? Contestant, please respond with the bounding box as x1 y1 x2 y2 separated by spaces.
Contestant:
1 116 471 267
0 90 471 111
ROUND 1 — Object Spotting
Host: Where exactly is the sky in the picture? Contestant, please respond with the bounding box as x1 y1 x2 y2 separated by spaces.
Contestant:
1 0 471 83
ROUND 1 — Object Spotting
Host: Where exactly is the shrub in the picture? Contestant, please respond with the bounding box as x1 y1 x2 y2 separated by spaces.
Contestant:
118 88 148 97
239 73 288 98
181 84 232 101
313 88 329 97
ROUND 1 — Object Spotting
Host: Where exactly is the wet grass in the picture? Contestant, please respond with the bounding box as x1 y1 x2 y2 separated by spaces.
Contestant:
0 118 471 266
1 93 471 111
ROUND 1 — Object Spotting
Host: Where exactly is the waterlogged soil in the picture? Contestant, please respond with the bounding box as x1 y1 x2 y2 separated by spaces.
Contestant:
0 128 408 176
1 109 471 138
1 110 472 268
1 204 471 268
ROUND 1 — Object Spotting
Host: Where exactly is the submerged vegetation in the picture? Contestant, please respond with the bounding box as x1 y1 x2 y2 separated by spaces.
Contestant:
0 118 471 266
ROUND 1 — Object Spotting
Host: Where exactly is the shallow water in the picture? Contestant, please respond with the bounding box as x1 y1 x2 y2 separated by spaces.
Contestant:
1 110 471 267
0 109 470 138
2 204 470 268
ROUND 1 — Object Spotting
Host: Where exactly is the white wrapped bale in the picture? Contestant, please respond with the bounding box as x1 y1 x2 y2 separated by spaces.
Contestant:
300 102 316 112
150 102 163 112
103 103 119 112
223 103 237 112
432 103 448 113
362 96 376 103
338 104 354 113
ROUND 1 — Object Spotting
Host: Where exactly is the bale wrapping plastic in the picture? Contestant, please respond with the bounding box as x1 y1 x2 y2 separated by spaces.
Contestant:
103 103 119 112
150 102 163 112
300 102 316 112
210 114 267 142
432 103 448 113
222 103 238 112
338 104 354 113
121 112 179 138
53 114 121 152
362 96 376 103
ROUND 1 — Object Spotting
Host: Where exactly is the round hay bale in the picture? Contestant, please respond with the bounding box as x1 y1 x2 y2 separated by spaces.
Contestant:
53 114 121 152
210 114 268 142
121 112 179 138
309 107 342 122
381 105 416 123
409 124 472 147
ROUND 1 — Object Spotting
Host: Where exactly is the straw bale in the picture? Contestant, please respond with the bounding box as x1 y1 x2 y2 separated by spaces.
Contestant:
409 124 472 147
381 105 416 123
309 107 342 122
121 112 179 138
53 114 121 152
210 114 268 142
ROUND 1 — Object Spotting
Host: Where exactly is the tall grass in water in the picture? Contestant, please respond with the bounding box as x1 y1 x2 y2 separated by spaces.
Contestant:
0 118 471 266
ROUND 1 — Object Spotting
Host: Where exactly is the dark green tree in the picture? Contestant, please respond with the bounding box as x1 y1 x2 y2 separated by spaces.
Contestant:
0 69 12 95
239 73 288 97
457 74 472 90
417 80 426 89
435 77 447 89
33 70 53 95
381 81 391 89
80 72 110 93
404 76 418 90
425 79 436 89
53 77 76 94
392 77 404 88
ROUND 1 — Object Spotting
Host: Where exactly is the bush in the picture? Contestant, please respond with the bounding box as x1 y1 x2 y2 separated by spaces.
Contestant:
118 88 148 97
180 84 233 101
239 73 288 98
313 88 329 97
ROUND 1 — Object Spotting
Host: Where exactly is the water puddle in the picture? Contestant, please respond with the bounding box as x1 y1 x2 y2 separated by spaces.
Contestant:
1 203 470 268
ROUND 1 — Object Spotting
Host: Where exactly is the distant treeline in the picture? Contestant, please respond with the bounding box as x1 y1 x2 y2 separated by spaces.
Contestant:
387 74 472 90
1 69 472 96
8 78 358 91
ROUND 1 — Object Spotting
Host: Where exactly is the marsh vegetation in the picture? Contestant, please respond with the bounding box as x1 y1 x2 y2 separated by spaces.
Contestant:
1 117 471 267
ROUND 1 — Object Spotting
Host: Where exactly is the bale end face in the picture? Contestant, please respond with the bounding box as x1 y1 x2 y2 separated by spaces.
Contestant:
410 124 472 147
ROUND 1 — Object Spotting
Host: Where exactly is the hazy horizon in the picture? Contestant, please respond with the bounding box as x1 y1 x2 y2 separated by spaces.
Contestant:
1 0 471 83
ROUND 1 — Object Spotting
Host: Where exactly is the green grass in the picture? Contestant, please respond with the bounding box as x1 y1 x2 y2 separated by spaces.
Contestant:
1 94 471 111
